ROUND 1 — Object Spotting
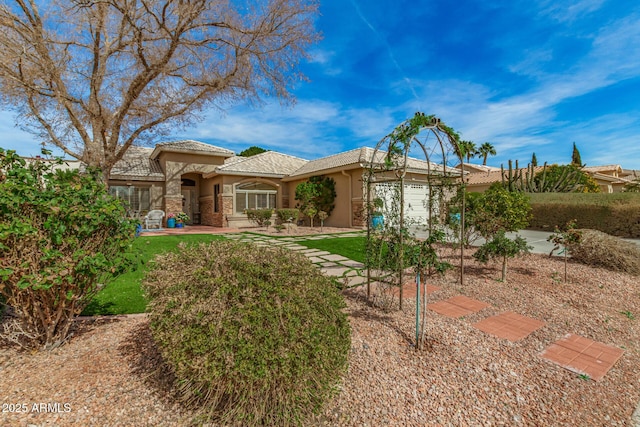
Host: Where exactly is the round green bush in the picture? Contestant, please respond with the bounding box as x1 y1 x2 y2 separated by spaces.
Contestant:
143 240 351 426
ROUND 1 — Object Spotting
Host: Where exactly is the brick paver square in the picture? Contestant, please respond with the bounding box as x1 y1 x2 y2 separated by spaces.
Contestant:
428 295 490 318
473 311 546 341
539 333 624 381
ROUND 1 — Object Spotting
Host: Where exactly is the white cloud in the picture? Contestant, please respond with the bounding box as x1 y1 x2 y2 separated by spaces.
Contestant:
538 0 607 23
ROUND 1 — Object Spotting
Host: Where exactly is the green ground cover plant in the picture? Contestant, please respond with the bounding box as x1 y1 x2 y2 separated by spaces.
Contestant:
143 240 350 426
297 236 367 262
82 234 224 315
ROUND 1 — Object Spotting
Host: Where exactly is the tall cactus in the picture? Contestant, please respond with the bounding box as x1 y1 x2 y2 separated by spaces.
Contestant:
501 161 586 192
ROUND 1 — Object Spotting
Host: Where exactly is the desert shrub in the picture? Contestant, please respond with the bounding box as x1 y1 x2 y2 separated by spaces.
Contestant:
245 208 273 227
567 229 640 276
143 240 351 426
0 148 135 350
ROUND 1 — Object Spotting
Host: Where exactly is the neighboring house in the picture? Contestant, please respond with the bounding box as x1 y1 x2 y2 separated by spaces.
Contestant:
582 165 631 193
23 156 83 172
454 163 501 174
101 142 456 228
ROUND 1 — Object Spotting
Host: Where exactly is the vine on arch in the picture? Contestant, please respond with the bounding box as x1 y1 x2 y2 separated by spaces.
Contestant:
363 112 466 350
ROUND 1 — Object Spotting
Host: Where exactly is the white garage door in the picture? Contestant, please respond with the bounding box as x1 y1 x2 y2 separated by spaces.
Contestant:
375 182 432 226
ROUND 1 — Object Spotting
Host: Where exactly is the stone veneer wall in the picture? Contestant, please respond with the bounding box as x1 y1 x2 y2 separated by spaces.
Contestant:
199 196 214 226
199 193 234 227
164 195 183 226
221 194 233 226
352 201 366 227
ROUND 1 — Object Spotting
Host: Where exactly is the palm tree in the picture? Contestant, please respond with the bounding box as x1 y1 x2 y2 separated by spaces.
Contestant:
459 140 478 163
479 142 497 165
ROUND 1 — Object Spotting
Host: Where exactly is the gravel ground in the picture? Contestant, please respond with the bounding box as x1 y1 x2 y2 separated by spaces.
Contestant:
1 250 638 426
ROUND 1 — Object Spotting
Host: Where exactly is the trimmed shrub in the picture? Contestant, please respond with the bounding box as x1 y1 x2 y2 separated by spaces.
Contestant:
275 208 300 224
245 208 273 228
567 229 640 276
143 240 351 426
527 193 640 237
0 149 135 350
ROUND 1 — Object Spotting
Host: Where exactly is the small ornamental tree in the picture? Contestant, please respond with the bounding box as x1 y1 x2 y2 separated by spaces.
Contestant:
473 232 531 281
318 210 328 231
548 219 583 282
0 148 135 350
473 183 532 238
471 184 532 281
295 175 336 220
303 204 318 228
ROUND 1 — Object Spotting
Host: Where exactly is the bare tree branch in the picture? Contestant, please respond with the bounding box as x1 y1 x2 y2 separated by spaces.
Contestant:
0 0 319 179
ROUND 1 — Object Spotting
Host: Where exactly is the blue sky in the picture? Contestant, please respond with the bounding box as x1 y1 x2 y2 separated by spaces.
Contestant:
2 0 640 169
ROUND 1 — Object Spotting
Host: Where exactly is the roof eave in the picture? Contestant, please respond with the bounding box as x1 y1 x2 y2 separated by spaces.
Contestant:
282 163 363 182
150 147 234 160
204 170 287 179
109 174 165 182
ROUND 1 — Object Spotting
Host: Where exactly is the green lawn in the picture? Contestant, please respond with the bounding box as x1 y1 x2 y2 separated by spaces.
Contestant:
297 236 367 263
82 234 225 315
82 233 366 316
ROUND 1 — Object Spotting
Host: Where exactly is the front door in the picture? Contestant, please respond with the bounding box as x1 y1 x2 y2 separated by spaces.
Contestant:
181 189 196 224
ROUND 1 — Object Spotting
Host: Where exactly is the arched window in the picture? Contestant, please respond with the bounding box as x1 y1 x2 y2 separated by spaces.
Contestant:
235 182 277 213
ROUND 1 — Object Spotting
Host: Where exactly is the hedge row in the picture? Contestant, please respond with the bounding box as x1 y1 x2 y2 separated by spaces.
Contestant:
527 193 640 238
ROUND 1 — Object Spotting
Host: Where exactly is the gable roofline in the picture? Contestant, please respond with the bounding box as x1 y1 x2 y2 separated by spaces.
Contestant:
150 140 235 160
204 150 308 179
283 146 458 181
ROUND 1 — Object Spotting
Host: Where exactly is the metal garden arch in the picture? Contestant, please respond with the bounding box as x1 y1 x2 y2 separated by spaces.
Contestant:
363 112 467 315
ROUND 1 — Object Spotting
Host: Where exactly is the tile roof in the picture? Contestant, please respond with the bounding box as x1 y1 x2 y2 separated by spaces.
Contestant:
150 140 234 159
583 165 622 173
210 151 308 178
288 147 368 178
287 147 456 179
110 146 164 181
455 163 502 173
465 170 505 186
465 166 546 186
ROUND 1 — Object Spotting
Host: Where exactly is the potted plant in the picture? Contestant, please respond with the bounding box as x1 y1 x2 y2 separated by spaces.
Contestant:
176 212 190 228
371 197 384 229
166 213 176 228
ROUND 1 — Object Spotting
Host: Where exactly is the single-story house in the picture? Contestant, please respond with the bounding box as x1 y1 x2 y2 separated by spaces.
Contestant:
105 141 456 228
